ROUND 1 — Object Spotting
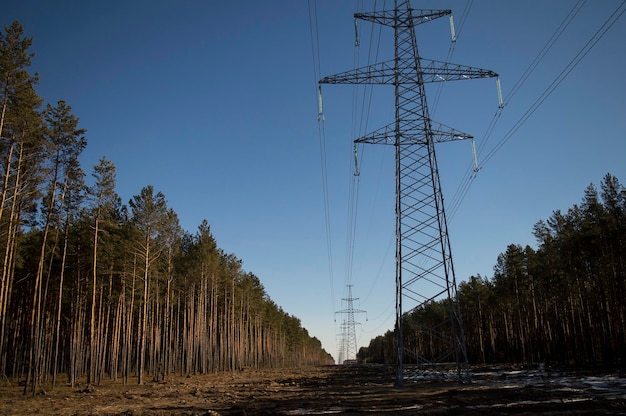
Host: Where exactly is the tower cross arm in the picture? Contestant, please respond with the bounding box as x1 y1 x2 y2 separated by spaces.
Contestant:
335 309 367 314
355 9 451 27
319 60 396 85
421 59 498 82
430 120 474 143
354 119 474 146
355 122 395 144
319 59 497 85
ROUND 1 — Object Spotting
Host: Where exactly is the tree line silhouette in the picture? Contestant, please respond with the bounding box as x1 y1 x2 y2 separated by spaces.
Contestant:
358 174 626 367
0 21 332 395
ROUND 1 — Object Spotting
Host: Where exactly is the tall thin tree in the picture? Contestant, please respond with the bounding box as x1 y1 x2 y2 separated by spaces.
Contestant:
129 185 167 384
25 100 85 394
87 157 117 384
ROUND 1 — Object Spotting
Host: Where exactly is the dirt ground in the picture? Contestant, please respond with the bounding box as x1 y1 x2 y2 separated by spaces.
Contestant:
1 365 625 415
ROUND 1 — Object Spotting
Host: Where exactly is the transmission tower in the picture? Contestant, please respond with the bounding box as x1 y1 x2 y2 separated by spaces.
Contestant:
335 285 366 364
320 1 497 386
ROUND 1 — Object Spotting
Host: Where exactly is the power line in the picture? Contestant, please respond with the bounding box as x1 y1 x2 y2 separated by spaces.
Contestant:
481 0 626 167
431 1 474 116
353 2 390 303
344 4 364 290
321 2 497 386
361 305 395 334
346 1 385 291
308 0 336 319
448 0 623 222
448 1 587 220
335 285 367 363
363 229 394 303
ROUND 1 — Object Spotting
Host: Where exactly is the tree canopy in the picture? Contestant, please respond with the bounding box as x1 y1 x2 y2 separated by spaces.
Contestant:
359 173 626 367
0 21 332 394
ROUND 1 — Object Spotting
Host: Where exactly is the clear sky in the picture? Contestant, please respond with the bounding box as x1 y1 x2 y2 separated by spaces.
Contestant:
5 1 625 364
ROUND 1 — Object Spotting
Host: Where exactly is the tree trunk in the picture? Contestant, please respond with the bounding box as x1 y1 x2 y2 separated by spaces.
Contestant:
25 150 60 395
89 210 101 384
0 142 19 376
52 212 70 386
138 235 150 385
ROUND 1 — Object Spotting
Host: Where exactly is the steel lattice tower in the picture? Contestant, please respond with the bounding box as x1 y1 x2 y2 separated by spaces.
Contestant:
335 285 366 364
320 1 497 387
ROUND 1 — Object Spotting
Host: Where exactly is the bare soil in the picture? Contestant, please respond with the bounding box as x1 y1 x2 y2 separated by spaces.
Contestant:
1 365 625 415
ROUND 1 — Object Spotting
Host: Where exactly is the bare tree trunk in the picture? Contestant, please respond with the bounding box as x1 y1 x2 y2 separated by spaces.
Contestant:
93 284 104 383
182 292 189 376
88 196 104 384
0 142 19 375
52 212 70 386
0 210 18 374
124 256 137 385
138 237 149 385
70 279 86 388
129 258 137 383
230 279 235 371
151 280 160 381
211 274 217 371
98 271 112 382
25 196 55 393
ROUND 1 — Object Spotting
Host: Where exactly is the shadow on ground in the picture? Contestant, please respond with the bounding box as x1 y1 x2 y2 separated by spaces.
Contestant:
1 365 625 415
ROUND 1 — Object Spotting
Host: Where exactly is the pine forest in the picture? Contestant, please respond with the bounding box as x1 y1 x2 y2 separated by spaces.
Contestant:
3 14 626 399
0 21 333 395
358 173 626 368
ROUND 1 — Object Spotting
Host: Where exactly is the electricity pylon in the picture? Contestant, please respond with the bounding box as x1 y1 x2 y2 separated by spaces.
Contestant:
335 285 366 364
320 1 498 387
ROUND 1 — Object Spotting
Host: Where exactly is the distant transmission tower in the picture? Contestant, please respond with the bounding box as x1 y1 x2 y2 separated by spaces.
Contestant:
335 285 366 364
320 1 498 386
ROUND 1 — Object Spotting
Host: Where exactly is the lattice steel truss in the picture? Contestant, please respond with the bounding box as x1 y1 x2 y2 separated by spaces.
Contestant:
335 285 366 364
320 1 497 387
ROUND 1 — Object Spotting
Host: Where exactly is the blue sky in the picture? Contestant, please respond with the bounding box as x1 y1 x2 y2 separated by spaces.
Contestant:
5 1 625 364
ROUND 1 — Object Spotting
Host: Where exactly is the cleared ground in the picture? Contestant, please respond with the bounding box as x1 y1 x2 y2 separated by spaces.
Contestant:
1 365 625 415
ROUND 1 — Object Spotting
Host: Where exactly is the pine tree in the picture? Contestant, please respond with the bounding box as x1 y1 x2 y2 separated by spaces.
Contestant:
129 185 168 384
52 154 86 386
0 20 37 145
25 100 85 394
87 157 117 384
0 20 42 378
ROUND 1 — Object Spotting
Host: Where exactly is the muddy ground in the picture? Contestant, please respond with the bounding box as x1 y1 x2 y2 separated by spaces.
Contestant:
1 365 625 415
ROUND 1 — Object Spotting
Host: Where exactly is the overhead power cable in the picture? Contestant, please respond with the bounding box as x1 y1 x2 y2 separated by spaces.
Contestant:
448 0 587 220
344 1 362 289
431 0 474 115
447 0 623 221
480 0 626 167
308 0 336 315
345 1 385 291
503 0 587 107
